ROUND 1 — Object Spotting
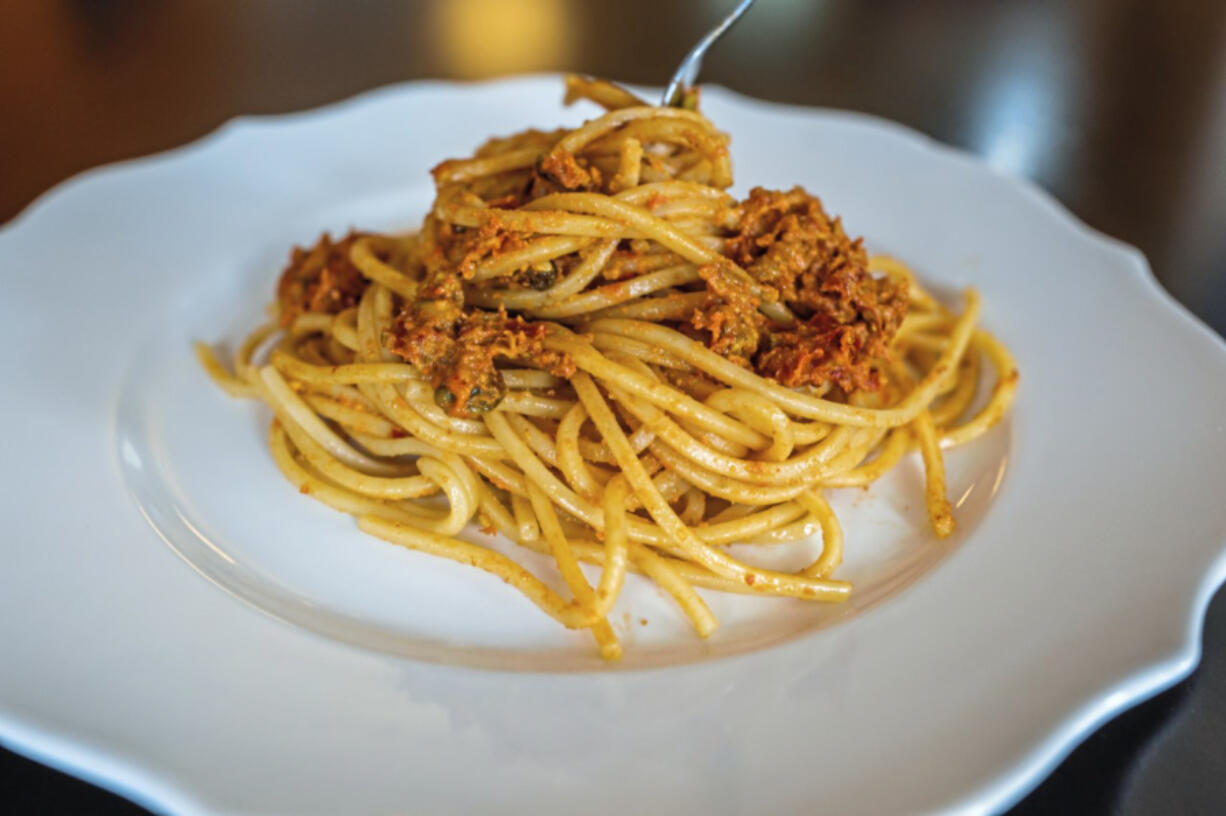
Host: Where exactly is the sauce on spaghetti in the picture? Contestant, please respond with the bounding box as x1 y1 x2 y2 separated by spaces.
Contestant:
722 187 907 393
275 192 904 417
275 231 369 328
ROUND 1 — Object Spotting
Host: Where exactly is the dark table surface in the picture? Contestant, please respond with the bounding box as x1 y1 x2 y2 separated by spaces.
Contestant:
3 1 1225 813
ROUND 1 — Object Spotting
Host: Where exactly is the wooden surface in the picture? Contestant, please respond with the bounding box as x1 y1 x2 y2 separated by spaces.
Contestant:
2 1 1225 813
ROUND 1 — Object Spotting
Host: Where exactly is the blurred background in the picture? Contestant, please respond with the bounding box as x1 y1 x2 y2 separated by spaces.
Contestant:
1 0 1224 813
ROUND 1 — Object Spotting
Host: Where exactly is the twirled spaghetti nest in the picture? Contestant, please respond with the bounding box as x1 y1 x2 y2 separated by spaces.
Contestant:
198 76 1018 660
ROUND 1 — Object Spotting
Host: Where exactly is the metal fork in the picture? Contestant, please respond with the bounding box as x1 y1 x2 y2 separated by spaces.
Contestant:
660 0 758 107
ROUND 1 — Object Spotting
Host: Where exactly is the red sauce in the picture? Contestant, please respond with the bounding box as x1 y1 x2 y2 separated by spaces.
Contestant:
275 231 369 327
717 187 907 392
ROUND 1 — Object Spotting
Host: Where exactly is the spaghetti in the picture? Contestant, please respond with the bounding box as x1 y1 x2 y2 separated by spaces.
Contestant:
198 76 1018 660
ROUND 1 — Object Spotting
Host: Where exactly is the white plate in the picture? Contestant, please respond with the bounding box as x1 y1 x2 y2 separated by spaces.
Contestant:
2 76 1225 815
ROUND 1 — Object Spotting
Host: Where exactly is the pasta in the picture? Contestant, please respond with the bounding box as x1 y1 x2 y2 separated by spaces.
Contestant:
197 76 1018 660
